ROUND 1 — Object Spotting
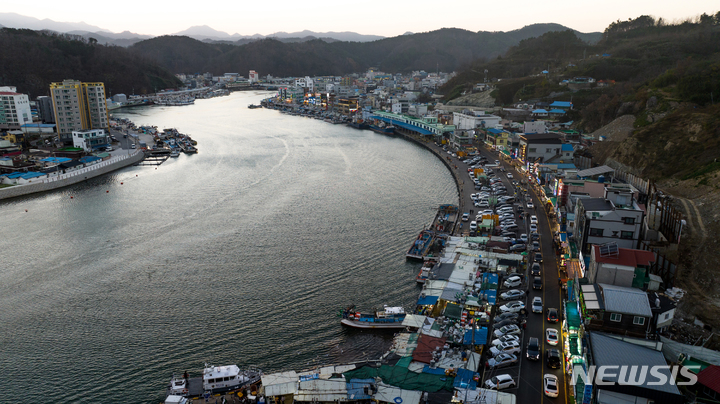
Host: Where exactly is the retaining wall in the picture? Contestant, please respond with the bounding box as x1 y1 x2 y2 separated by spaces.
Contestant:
0 151 145 201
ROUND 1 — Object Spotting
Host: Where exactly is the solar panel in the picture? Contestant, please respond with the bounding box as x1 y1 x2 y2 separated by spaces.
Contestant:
599 242 619 258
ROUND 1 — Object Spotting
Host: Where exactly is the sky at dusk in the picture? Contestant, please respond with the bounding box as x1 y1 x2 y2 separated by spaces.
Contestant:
4 0 718 37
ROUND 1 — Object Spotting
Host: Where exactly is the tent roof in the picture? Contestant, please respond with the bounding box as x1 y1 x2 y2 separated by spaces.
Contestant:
375 383 423 404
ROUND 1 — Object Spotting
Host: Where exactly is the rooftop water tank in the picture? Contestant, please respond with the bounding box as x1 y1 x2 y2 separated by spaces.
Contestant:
598 175 605 183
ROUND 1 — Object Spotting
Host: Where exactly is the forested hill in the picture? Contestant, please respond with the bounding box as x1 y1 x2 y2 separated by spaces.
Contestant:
0 28 181 97
127 24 602 76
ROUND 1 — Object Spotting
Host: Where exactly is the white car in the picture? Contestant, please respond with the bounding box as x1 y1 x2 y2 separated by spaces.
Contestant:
462 213 469 222
530 215 538 224
507 173 513 179
532 297 543 313
499 301 525 313
493 324 521 338
527 202 534 209
491 334 520 346
503 276 522 288
546 328 559 346
485 374 516 390
530 224 538 233
490 340 522 357
469 221 477 231
500 289 525 301
544 374 559 398
486 353 518 369
520 233 528 242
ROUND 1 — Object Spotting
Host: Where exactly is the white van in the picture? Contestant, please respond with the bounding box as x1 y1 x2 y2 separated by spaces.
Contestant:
469 221 477 231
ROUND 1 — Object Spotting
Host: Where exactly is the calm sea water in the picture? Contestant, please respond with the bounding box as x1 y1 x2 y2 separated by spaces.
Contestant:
0 92 456 403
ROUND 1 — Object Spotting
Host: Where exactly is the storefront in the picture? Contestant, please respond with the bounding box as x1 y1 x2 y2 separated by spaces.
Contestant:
563 287 589 404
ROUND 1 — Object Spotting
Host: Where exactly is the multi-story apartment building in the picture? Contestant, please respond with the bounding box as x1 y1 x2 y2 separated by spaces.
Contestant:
518 133 562 163
0 86 33 130
49 79 109 143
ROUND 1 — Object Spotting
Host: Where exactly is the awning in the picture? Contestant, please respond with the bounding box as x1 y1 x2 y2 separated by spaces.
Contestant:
463 327 488 345
559 233 567 242
403 314 428 328
375 383 422 404
417 295 439 306
565 302 582 330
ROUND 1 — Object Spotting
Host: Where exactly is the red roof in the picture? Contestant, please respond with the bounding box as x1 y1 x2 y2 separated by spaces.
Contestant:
411 334 447 364
0 92 21 95
593 245 655 268
697 365 720 394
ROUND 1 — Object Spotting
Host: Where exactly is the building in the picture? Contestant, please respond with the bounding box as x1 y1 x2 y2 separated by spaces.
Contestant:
574 187 645 255
583 284 653 337
452 111 501 130
523 120 547 134
518 133 562 164
50 79 109 143
36 96 56 124
0 86 33 130
72 129 110 152
249 70 260 83
586 332 684 404
587 244 656 288
484 128 511 149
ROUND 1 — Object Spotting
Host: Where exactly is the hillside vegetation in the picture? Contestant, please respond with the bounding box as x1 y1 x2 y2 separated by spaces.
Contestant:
127 25 601 76
0 28 181 96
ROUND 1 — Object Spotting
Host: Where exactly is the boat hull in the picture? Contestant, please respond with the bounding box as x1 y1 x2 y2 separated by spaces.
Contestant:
340 319 406 329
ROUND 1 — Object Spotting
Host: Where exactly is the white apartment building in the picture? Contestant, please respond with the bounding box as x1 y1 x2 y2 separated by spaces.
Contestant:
452 111 501 130
72 129 110 152
0 86 33 129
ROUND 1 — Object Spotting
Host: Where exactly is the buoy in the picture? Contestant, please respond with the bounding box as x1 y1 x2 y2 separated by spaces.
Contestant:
121 182 123 185
25 209 28 212
70 196 73 199
106 190 109 193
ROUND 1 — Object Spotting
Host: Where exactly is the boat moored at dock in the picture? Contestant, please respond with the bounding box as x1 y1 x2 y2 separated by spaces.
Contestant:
166 364 262 398
340 305 407 329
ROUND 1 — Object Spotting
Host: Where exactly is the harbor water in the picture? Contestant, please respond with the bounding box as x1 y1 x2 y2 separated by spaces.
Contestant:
0 92 457 403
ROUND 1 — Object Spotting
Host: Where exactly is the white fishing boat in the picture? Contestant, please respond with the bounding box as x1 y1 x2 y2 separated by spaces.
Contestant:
340 305 407 329
166 364 262 397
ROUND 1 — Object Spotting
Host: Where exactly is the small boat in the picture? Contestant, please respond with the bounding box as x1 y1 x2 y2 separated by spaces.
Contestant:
248 104 262 109
166 364 262 398
170 150 180 157
340 305 407 329
369 122 395 135
416 261 434 284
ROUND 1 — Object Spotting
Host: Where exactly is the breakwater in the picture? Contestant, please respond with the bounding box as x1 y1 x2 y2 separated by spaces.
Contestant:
0 150 145 200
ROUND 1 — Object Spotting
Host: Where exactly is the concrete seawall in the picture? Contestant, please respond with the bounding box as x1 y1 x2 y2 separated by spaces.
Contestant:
0 150 145 201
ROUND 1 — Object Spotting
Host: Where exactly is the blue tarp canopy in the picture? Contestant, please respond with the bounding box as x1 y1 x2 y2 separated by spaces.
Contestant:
487 128 504 134
550 101 573 108
421 366 446 375
346 378 375 400
79 156 101 163
453 368 479 389
463 327 488 345
417 295 439 306
560 233 567 242
549 109 566 114
39 157 71 163
532 109 548 114
371 116 434 135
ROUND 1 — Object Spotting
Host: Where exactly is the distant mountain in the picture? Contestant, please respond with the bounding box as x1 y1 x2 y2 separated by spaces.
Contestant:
173 26 384 43
0 12 110 34
128 24 602 76
267 30 384 42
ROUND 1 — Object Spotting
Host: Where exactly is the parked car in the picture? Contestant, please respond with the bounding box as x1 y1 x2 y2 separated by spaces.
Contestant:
495 312 519 322
547 308 559 323
493 324 521 338
526 337 540 360
509 244 526 253
546 328 559 345
546 349 562 369
531 263 541 276
544 374 559 398
503 276 522 289
531 297 543 314
499 301 525 313
500 289 525 301
484 374 516 390
490 340 522 357
486 353 518 369
491 334 520 346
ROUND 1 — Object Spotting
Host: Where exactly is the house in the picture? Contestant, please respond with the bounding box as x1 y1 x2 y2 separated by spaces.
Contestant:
518 133 563 164
452 111 501 130
484 128 511 149
549 101 573 110
582 284 653 337
587 332 685 404
574 187 645 255
72 129 110 152
587 244 656 288
694 365 720 403
531 109 548 117
649 292 676 333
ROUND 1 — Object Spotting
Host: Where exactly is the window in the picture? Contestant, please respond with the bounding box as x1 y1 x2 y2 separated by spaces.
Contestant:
529 148 537 153
610 313 622 322
623 217 635 225
589 228 604 237
663 312 670 321
546 148 552 153
621 231 634 239
633 316 645 325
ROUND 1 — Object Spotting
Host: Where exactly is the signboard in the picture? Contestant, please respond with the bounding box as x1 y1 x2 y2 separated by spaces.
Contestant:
578 251 586 278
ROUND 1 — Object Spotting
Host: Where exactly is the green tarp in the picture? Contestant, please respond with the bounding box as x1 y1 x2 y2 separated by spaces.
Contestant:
566 302 581 329
444 303 463 320
343 365 455 392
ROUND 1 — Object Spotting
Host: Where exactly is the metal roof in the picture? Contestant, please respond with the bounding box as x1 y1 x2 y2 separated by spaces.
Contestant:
590 332 682 396
577 165 614 177
599 283 652 317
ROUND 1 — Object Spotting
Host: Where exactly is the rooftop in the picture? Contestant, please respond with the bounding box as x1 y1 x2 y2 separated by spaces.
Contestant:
579 198 614 212
593 245 656 268
599 283 653 317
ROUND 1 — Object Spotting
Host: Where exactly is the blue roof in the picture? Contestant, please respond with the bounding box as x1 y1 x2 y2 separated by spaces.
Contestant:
555 163 576 169
79 156 101 163
542 70 549 74
346 379 375 400
39 157 72 163
371 116 434 135
463 327 488 345
453 368 479 390
487 128 504 134
417 295 439 306
20 123 55 128
532 109 548 114
550 101 573 108
549 109 566 114
20 172 45 179
561 144 574 151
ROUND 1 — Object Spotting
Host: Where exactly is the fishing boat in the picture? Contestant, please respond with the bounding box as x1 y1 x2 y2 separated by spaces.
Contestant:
166 364 262 398
340 305 407 329
369 121 395 135
248 104 262 109
416 261 434 284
